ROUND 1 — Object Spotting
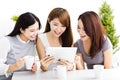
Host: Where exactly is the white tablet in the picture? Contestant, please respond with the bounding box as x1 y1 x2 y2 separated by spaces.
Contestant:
46 47 77 62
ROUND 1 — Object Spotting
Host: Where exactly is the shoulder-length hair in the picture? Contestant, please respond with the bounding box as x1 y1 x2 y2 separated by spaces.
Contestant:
78 11 106 58
8 12 41 36
44 7 73 47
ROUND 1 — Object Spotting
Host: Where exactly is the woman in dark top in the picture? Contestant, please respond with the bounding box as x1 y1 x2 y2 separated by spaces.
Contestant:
74 11 113 69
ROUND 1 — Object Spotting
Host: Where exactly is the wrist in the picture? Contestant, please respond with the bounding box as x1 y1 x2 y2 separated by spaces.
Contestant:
40 65 48 72
76 63 84 70
7 64 17 73
68 63 75 71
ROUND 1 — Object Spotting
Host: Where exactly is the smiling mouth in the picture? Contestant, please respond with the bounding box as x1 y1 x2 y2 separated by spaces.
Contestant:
54 31 61 35
80 35 86 38
31 36 36 39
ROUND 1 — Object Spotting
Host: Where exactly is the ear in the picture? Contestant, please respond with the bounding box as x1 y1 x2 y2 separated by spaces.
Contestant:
47 18 50 22
47 18 51 24
20 28 24 33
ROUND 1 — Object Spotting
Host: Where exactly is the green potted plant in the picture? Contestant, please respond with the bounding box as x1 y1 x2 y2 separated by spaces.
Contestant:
99 1 120 54
11 15 19 22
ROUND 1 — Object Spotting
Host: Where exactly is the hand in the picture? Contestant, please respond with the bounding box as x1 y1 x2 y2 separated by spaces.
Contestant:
57 59 74 71
30 62 37 72
74 55 84 70
40 56 54 71
15 58 25 70
74 55 80 64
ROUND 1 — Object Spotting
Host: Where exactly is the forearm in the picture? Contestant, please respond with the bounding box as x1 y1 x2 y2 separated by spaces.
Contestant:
7 64 18 73
40 65 48 72
76 62 85 70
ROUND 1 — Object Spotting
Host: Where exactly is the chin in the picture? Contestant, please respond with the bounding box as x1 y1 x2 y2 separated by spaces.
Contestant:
54 34 60 37
80 37 86 41
31 38 36 40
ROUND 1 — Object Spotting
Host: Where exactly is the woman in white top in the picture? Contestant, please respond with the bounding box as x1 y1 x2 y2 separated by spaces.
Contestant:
0 12 41 80
36 7 77 71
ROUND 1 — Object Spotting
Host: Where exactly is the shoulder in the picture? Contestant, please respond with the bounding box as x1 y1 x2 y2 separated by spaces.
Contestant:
74 39 82 47
38 33 47 43
102 36 113 51
0 36 9 43
104 36 112 47
38 33 46 38
0 36 10 50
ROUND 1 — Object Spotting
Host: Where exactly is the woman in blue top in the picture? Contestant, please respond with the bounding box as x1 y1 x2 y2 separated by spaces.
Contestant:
0 12 41 80
74 11 113 69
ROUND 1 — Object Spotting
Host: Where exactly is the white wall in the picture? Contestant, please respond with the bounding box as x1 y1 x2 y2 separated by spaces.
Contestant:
0 0 120 41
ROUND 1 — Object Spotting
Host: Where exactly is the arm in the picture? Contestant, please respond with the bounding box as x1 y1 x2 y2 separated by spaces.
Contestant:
73 41 85 70
36 37 54 71
0 37 24 76
36 37 46 59
0 37 10 75
103 48 113 69
75 53 85 70
7 58 24 73
103 37 113 69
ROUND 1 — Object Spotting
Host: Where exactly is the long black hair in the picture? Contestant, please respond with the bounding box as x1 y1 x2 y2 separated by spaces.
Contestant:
8 12 41 36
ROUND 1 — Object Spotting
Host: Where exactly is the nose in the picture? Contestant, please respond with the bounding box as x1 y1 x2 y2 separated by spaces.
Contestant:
34 30 39 36
56 26 62 31
77 29 84 35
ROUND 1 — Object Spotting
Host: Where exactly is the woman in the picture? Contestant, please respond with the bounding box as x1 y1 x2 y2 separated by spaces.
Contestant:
74 11 113 69
0 12 41 80
36 7 75 71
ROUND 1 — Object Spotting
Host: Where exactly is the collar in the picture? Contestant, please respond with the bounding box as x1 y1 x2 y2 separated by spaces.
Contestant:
16 35 30 44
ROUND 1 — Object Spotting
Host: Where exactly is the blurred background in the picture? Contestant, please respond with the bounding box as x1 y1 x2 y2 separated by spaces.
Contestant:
0 0 120 41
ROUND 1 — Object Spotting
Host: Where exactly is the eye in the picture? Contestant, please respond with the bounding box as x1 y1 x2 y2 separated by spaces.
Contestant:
77 26 81 29
53 23 58 26
30 29 35 32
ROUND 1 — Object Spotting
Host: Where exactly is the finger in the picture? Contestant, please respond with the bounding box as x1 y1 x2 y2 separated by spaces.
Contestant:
31 65 37 72
40 56 53 62
58 59 70 65
45 59 54 66
43 56 54 63
42 57 54 66
30 68 36 72
57 61 66 65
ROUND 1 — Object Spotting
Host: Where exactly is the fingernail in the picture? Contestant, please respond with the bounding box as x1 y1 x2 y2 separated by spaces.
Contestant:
58 59 61 61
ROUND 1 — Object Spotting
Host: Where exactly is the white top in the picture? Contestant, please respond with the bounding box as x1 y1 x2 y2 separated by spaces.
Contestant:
38 33 76 70
38 33 50 55
38 33 59 69
0 35 29 76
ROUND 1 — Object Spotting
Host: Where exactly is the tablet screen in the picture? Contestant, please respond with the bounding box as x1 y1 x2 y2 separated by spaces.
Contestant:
46 47 77 62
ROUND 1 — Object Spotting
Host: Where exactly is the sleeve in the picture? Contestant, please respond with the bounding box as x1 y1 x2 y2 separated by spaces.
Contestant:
0 37 10 76
74 40 81 53
38 33 49 48
102 37 113 52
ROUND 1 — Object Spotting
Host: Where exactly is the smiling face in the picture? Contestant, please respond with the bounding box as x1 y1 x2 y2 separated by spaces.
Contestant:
77 19 90 41
20 21 39 41
49 18 66 37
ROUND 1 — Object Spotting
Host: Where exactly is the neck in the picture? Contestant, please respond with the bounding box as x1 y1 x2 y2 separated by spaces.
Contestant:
46 32 61 47
47 31 59 41
83 38 91 46
19 34 29 42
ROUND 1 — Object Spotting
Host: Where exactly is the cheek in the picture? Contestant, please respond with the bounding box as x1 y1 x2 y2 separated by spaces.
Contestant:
25 32 32 37
50 25 56 30
61 27 66 32
77 29 81 34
